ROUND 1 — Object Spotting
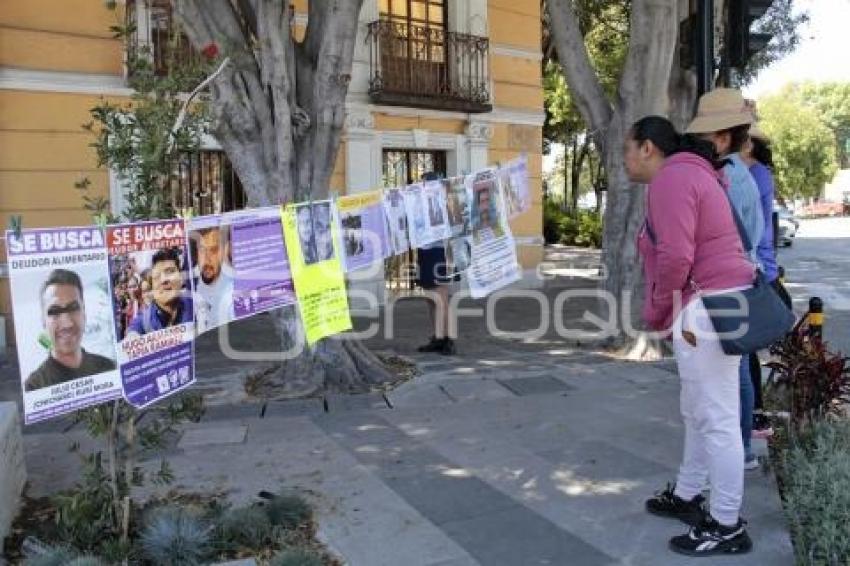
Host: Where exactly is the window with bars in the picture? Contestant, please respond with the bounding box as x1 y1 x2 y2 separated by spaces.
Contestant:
382 149 447 292
382 149 447 187
169 151 247 216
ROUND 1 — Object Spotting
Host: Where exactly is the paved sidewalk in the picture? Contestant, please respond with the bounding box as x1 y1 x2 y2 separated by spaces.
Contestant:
5 246 794 565
18 352 793 565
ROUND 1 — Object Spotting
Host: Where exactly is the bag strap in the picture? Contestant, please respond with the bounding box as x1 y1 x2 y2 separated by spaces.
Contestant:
719 179 753 252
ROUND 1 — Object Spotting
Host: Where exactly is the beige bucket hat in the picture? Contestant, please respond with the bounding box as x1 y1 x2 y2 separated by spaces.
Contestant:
686 88 754 134
749 122 769 142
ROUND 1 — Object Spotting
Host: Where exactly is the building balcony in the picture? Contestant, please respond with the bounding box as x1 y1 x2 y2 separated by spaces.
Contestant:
125 0 200 79
366 20 492 114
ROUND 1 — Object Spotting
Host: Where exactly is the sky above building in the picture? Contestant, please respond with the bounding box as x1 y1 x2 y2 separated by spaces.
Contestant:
744 0 850 99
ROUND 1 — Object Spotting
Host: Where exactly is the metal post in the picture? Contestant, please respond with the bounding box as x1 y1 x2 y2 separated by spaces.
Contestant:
697 0 715 96
808 297 824 340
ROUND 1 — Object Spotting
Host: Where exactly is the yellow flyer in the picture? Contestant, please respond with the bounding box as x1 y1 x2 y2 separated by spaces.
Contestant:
281 201 352 345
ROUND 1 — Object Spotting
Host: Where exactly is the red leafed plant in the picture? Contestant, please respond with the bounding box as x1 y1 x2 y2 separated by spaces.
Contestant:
767 333 850 432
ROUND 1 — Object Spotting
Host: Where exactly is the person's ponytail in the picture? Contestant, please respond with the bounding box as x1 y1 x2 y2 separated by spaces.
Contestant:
630 116 727 170
677 134 726 170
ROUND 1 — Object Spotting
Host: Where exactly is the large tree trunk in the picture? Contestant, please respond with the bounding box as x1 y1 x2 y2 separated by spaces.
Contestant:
547 0 682 358
174 0 396 395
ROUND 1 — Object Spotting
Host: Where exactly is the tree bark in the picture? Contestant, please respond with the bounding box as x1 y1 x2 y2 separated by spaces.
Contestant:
547 0 681 357
571 136 590 216
174 0 397 395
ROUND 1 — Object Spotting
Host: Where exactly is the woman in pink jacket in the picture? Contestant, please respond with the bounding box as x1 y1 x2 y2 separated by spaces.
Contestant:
624 116 755 557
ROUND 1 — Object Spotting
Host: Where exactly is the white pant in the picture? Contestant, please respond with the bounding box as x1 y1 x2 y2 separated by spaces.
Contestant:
672 297 744 526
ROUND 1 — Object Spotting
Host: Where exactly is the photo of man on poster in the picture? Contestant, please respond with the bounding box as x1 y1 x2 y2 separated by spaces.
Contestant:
126 247 193 337
192 225 235 332
25 269 116 392
472 185 504 244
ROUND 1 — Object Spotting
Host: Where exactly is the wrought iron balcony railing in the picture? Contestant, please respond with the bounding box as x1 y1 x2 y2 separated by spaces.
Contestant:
366 20 492 113
125 0 200 78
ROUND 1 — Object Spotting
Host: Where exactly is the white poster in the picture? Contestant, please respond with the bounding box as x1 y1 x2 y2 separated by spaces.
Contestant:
466 169 522 297
6 227 122 424
382 187 410 256
403 182 450 249
498 155 532 219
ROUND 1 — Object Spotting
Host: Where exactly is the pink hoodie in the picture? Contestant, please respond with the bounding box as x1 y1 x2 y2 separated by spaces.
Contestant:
637 152 755 331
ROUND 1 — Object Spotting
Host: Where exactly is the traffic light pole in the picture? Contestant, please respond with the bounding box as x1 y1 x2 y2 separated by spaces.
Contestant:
697 0 715 96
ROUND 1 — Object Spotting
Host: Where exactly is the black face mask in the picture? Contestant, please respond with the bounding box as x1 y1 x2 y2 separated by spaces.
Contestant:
46 301 82 318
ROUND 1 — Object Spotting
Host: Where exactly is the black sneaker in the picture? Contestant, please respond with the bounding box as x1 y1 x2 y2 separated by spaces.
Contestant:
417 336 444 353
440 338 456 356
646 483 705 525
669 516 752 557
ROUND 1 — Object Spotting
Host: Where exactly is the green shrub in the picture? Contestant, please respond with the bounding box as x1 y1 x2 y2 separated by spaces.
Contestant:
575 211 603 248
139 506 211 566
215 505 274 550
263 494 313 530
782 418 850 565
542 200 602 248
25 547 77 566
269 547 325 566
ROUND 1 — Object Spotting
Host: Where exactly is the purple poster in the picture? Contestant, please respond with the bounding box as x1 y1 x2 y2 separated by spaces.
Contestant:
107 219 195 408
227 207 296 317
335 191 390 273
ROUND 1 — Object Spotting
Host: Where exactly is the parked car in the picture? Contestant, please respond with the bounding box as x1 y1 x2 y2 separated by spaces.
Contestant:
799 201 845 218
777 216 796 247
774 204 800 230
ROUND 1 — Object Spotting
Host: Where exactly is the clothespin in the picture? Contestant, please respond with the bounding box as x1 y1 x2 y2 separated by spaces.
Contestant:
8 215 22 240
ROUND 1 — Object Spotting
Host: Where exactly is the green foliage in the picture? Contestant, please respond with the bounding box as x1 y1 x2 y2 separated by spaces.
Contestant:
759 93 838 200
140 506 212 566
25 547 77 566
792 82 850 168
52 453 117 552
543 2 628 149
263 493 313 530
543 200 602 248
215 506 275 550
734 0 809 86
782 419 850 565
78 9 212 222
269 548 326 566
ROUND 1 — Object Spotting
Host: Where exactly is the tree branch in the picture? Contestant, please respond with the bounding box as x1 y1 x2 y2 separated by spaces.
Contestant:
546 0 614 138
617 0 679 122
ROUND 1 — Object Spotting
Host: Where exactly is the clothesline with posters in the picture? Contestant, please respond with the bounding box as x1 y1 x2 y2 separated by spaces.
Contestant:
5 155 531 424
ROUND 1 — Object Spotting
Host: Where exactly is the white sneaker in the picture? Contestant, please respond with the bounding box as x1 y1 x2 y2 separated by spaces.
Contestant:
744 457 759 471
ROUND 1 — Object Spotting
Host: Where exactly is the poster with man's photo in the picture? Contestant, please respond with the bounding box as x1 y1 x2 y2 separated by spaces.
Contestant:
382 187 410 256
498 155 532 219
189 208 295 334
403 182 450 249
441 176 473 275
335 191 391 272
107 219 195 408
281 201 352 345
7 227 123 424
465 169 521 298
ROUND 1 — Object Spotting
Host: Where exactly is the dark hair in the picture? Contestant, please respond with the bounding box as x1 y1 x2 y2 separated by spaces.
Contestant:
151 247 181 267
750 137 774 169
718 124 750 154
41 269 84 302
630 116 725 170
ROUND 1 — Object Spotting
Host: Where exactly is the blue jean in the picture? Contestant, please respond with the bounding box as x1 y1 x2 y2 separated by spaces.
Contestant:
739 356 754 460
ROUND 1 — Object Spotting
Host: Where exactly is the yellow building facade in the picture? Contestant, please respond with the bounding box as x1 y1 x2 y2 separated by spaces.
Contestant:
0 0 544 343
